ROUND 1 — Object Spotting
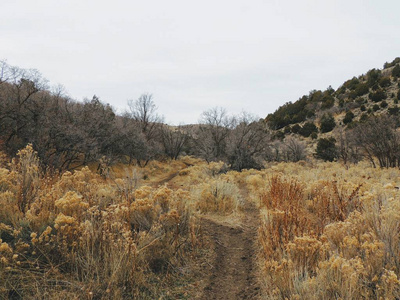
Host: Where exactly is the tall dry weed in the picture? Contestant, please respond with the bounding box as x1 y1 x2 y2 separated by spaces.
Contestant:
258 164 400 299
193 178 243 214
0 145 199 299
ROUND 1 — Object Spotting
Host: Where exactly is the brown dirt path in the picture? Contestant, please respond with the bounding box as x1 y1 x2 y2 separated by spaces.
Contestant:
199 201 260 300
149 166 261 299
152 171 180 186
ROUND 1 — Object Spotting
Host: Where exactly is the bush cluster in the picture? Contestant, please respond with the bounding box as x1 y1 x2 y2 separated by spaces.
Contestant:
319 113 336 133
256 163 400 299
0 146 199 298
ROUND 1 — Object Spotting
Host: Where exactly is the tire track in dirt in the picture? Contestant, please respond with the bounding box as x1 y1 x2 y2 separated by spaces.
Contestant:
153 171 180 186
200 201 260 300
150 166 261 299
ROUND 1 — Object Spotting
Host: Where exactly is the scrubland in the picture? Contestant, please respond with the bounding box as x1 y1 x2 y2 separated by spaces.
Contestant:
0 146 200 299
255 162 400 299
0 146 242 299
2 145 400 299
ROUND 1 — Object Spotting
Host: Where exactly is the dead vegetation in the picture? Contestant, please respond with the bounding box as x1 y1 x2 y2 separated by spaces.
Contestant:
255 162 400 299
0 146 200 299
3 145 400 299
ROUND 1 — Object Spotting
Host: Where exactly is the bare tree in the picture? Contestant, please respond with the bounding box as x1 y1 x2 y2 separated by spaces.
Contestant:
352 115 400 168
115 116 150 165
282 137 307 162
195 107 233 162
267 141 283 162
0 61 48 153
227 112 269 170
337 128 350 165
127 94 163 141
336 128 362 166
0 60 10 84
126 94 164 166
160 125 188 160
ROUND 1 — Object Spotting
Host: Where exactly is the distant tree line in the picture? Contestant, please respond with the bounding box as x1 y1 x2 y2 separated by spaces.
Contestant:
0 61 290 171
3 60 400 170
0 61 173 170
265 88 336 130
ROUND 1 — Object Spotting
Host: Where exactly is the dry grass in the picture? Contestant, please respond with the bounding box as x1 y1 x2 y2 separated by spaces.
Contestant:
4 146 400 299
192 178 243 214
256 162 400 299
0 146 200 299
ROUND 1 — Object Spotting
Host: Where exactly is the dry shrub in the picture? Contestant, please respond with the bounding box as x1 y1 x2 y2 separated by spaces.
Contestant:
174 161 226 186
246 173 265 193
193 179 243 214
140 159 187 184
0 151 8 168
258 165 400 300
0 145 199 299
12 144 40 213
259 176 309 253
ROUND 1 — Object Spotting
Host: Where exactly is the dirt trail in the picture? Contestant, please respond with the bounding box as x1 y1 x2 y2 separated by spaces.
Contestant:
200 201 260 300
151 167 261 299
152 171 180 187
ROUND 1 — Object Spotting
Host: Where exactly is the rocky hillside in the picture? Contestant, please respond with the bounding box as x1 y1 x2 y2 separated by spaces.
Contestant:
265 57 400 140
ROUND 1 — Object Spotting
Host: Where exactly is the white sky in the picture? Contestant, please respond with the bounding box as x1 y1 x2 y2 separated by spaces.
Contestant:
1 0 399 124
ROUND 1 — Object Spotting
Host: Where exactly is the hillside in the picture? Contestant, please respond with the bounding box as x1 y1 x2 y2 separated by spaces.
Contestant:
265 57 400 139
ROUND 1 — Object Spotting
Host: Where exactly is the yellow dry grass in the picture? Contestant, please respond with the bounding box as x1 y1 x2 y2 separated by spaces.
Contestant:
0 146 200 299
3 145 400 299
251 162 400 299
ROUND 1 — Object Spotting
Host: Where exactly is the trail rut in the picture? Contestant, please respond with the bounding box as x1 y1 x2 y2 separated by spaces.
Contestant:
200 202 260 300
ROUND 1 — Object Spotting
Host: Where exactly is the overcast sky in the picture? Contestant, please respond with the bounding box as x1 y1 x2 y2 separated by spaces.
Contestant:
1 0 399 124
